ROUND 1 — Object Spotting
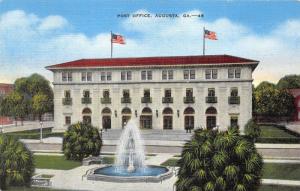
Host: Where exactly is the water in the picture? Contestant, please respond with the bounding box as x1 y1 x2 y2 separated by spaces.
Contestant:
115 119 146 172
94 165 168 177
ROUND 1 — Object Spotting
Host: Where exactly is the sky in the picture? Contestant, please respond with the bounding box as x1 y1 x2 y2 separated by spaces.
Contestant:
0 0 300 85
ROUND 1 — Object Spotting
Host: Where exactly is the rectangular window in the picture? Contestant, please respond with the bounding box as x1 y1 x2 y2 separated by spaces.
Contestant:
67 72 72 81
123 89 130 98
186 88 193 97
208 88 215 97
107 72 112 81
87 72 92 81
65 90 71 98
103 90 110 98
190 70 195 79
127 71 132 80
62 72 67 81
165 89 171 97
162 70 167 80
81 72 87 81
205 70 211 79
101 72 106 81
184 70 189 79
235 68 241 78
141 71 147 80
65 116 71 125
230 88 238 97
121 71 126 80
83 90 90 98
212 69 218 79
228 68 234 78
168 70 173 80
147 71 152 80
230 116 239 128
144 89 150 97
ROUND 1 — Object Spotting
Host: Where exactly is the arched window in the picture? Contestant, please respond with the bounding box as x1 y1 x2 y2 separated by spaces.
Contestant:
141 107 152 114
121 107 132 115
82 108 92 114
102 107 112 115
162 107 173 115
205 107 217 115
184 107 195 115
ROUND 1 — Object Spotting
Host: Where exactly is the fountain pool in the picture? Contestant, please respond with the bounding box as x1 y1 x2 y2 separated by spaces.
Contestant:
86 120 173 182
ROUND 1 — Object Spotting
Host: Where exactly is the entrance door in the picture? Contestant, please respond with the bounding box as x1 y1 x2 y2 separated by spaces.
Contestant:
83 116 91 124
163 116 173 129
184 116 194 130
122 116 131 128
140 116 152 129
206 116 216 130
102 116 111 130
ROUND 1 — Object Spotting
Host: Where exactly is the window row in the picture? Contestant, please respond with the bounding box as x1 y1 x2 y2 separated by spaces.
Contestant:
62 87 240 105
64 106 239 129
61 68 242 82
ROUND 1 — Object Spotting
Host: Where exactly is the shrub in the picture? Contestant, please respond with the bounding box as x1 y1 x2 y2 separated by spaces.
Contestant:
0 135 34 190
245 118 261 142
175 128 263 191
63 122 102 161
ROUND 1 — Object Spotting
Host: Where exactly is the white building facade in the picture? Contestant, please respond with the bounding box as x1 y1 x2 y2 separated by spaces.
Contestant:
46 55 258 132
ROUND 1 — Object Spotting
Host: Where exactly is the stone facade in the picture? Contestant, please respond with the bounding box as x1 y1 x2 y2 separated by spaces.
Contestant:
46 55 258 132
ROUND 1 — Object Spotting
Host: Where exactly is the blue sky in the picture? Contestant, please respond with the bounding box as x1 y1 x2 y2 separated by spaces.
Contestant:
0 0 300 84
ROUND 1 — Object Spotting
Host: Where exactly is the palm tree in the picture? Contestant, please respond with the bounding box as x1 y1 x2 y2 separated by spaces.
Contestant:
175 128 263 191
0 135 34 190
63 122 102 161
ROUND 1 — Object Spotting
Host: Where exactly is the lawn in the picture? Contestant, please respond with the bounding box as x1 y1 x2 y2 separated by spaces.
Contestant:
258 185 300 191
5 128 64 139
34 155 81 170
161 159 300 181
257 125 300 143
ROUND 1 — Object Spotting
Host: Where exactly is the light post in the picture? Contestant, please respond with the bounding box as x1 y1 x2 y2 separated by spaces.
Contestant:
40 121 43 143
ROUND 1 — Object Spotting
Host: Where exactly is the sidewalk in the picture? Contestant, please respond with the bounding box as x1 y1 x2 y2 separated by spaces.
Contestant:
2 121 54 133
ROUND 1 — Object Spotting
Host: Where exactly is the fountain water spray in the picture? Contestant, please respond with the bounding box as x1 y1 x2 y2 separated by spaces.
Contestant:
115 119 145 172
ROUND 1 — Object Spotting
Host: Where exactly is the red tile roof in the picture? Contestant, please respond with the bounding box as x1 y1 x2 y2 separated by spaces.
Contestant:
46 55 258 70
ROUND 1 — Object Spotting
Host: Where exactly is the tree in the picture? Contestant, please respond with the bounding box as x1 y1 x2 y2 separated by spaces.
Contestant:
63 122 102 161
176 128 263 191
244 119 261 142
0 135 34 190
4 92 29 126
254 81 295 118
32 92 53 121
277 75 300 90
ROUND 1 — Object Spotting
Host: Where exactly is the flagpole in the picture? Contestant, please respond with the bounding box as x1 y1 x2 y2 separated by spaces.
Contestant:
110 31 113 58
203 27 205 55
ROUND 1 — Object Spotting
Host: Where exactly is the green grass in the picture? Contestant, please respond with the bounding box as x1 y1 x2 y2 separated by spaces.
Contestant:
258 185 300 191
257 125 300 143
260 125 297 138
34 155 81 170
102 156 115 164
161 159 300 181
5 128 64 139
161 158 179 167
263 163 300 180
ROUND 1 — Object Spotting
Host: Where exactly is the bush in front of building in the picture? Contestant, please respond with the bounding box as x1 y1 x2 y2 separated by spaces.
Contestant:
175 128 263 191
63 122 102 161
244 118 261 142
0 135 35 190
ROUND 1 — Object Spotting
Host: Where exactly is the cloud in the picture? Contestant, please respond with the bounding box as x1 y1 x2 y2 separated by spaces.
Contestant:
0 9 299 86
38 15 68 31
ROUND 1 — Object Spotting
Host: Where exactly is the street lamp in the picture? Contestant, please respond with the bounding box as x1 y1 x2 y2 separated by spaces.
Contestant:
40 121 43 143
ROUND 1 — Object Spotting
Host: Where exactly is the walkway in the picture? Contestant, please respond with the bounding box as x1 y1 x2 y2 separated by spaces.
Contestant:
2 121 54 133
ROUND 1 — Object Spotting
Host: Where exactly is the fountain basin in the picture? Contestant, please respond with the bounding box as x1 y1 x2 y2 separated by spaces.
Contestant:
86 165 173 182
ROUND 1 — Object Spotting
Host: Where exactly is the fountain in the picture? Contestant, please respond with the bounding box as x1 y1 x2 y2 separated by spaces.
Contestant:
86 119 173 182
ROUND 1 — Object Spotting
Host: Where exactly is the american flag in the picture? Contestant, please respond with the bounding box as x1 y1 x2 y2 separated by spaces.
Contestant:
112 33 125 44
204 29 217 40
